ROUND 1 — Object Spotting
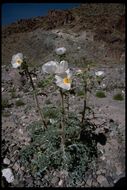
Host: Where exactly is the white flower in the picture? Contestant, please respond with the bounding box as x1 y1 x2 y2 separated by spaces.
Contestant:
55 69 72 90
55 47 66 55
42 61 58 74
42 60 68 74
95 71 104 77
11 53 23 68
2 168 14 183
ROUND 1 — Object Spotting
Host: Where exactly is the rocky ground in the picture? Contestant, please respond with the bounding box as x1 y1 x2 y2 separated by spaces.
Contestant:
1 4 125 187
1 61 125 187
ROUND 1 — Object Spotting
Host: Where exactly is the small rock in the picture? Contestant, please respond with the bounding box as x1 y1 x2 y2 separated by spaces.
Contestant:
13 163 20 171
3 158 10 165
58 179 63 186
20 166 25 171
51 176 59 185
100 156 106 160
96 170 101 175
115 164 122 176
101 179 110 187
100 169 106 174
86 178 92 186
97 175 107 185
19 128 23 134
2 168 14 183
107 176 114 185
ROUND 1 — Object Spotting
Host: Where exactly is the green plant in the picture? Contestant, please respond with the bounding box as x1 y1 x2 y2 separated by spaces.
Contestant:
15 99 25 107
77 89 84 96
2 98 9 109
2 110 11 117
43 106 61 119
113 93 124 101
37 76 53 88
11 91 18 99
95 91 106 98
19 114 97 186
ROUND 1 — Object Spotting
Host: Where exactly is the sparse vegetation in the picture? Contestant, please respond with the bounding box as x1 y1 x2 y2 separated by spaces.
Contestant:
2 110 11 117
2 98 9 109
15 99 25 107
77 89 84 96
95 90 106 98
37 76 53 88
113 93 124 101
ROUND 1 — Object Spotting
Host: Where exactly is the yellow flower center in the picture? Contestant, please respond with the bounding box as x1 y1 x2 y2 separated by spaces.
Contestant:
63 77 71 84
16 59 22 65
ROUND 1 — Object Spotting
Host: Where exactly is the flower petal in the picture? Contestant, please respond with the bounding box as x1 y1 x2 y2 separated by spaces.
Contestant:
65 68 72 78
56 81 71 90
55 60 68 74
55 75 63 83
12 62 20 68
55 47 66 55
42 61 58 74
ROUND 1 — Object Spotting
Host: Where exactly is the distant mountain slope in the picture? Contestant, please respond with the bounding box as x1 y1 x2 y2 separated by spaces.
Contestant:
2 3 125 66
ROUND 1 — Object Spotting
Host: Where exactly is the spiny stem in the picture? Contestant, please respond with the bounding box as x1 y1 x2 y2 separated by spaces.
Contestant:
25 66 47 129
67 93 69 117
81 81 87 124
60 88 66 167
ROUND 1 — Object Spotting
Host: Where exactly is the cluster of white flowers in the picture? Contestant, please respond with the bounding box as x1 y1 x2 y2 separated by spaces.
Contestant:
11 47 72 90
42 47 72 90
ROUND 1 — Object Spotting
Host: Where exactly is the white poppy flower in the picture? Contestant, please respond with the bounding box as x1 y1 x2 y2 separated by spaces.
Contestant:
42 60 68 74
55 47 66 55
11 53 23 68
95 71 104 76
55 69 72 90
42 61 58 74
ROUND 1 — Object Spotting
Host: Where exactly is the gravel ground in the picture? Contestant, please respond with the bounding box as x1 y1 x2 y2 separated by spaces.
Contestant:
1 61 125 187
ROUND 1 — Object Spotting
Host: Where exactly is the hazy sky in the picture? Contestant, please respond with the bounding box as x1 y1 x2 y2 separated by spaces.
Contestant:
2 3 80 26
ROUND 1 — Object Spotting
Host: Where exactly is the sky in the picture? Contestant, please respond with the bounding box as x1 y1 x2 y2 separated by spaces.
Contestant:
2 3 80 26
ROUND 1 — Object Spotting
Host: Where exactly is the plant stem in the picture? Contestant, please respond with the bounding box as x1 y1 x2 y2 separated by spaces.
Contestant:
67 93 69 117
25 67 47 129
81 81 87 124
60 88 66 167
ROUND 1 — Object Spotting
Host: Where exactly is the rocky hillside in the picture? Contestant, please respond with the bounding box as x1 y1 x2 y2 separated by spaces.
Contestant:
2 3 125 67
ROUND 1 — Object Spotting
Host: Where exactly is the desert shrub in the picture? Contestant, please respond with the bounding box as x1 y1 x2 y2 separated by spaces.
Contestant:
2 110 11 117
11 91 18 99
95 90 106 98
77 89 84 96
2 98 9 109
113 93 124 101
37 75 53 88
15 99 25 107
43 106 61 119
